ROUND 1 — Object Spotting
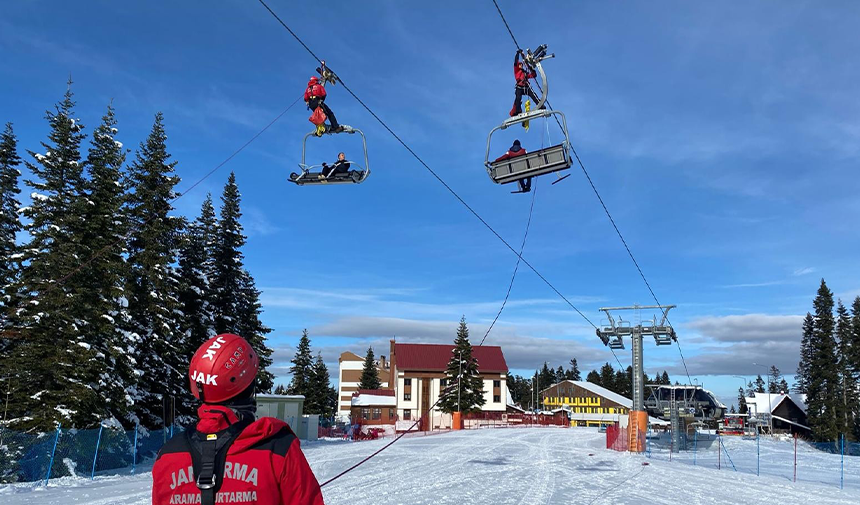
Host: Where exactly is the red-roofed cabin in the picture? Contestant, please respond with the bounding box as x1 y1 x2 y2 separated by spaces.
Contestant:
389 340 509 431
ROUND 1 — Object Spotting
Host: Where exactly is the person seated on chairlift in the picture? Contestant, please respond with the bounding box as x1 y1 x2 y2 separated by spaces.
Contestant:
510 49 546 116
304 75 342 132
321 152 351 178
494 139 532 192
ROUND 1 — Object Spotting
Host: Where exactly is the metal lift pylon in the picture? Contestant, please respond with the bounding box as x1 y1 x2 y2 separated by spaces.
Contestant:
596 304 677 452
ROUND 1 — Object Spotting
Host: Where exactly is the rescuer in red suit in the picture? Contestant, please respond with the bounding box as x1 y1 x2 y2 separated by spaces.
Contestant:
152 333 324 505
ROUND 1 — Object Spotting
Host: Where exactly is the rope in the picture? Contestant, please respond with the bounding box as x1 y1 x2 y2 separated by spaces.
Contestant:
257 0 596 328
488 0 693 385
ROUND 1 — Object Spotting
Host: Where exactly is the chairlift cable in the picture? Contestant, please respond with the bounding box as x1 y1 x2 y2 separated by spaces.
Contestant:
489 0 693 385
257 0 597 329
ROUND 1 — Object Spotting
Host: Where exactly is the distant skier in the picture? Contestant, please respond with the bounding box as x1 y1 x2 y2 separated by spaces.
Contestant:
510 49 541 116
152 333 324 505
321 152 351 178
494 139 532 192
305 76 341 133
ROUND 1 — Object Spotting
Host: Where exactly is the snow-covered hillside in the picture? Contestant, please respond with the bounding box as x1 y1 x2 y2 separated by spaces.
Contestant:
1 428 858 504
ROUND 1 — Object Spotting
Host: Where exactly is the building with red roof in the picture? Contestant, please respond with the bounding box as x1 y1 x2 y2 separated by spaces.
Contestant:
389 340 509 431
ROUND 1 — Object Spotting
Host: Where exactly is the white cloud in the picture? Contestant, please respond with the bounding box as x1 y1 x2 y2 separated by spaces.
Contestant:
686 314 803 343
792 267 816 277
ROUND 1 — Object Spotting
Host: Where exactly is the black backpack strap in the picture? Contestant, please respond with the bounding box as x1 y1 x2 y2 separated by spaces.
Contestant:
186 419 252 505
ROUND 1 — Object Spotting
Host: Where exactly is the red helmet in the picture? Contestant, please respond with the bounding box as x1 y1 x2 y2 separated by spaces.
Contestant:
308 76 319 84
189 334 259 404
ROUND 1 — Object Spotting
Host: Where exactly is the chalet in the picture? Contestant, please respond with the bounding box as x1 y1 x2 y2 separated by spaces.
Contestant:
336 351 390 420
744 392 810 436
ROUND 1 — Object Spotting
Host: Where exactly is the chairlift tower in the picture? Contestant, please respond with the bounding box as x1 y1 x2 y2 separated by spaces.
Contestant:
597 304 677 452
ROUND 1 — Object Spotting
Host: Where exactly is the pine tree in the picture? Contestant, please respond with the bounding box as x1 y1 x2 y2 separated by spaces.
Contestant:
767 366 783 394
359 346 382 390
556 366 565 383
586 370 601 387
288 330 313 396
234 268 273 392
273 384 288 395
539 362 555 388
7 83 99 430
439 317 485 414
661 371 670 385
125 112 185 429
738 387 748 414
307 353 335 418
851 297 860 440
835 300 856 439
599 363 616 392
0 122 22 328
77 104 137 425
178 196 216 356
568 358 581 381
730 405 736 414
754 375 766 394
207 173 274 392
807 279 839 441
795 313 815 394
211 172 245 334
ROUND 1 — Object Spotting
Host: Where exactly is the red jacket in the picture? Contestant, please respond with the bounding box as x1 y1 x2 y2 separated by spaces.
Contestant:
304 79 327 101
514 53 536 87
152 405 324 505
494 147 528 163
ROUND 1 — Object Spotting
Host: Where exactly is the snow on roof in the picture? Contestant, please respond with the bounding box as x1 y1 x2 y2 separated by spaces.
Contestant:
394 343 508 372
745 392 807 415
256 394 305 400
351 394 397 407
541 380 634 408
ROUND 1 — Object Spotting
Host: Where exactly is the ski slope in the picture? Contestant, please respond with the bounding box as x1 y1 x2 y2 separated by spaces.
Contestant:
1 427 858 504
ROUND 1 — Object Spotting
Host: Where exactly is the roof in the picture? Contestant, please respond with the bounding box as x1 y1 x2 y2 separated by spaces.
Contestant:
351 394 397 407
541 380 633 408
256 394 305 400
340 351 363 361
745 393 807 415
394 343 508 373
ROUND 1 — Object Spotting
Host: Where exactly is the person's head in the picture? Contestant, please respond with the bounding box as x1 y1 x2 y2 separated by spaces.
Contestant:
337 152 345 161
512 139 521 149
308 76 319 85
189 334 259 405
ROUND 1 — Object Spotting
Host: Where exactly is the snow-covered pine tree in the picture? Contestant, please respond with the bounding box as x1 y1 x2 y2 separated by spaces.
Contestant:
124 112 185 430
78 104 137 425
439 317 485 414
835 300 856 439
288 329 313 396
358 347 381 390
0 122 22 329
234 268 273 392
8 83 101 430
807 279 839 441
795 312 814 394
851 297 860 440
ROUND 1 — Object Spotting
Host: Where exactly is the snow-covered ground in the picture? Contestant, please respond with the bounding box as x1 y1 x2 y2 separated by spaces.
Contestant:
1 427 858 504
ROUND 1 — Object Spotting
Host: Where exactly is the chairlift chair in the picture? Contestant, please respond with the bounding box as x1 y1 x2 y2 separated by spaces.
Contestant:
289 124 370 186
484 45 572 191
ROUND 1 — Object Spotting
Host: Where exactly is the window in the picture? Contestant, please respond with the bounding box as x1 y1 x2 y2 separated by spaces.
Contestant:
440 378 448 387
404 392 411 401
404 378 412 386
493 380 501 388
372 408 381 420
493 394 501 403
361 408 369 420
389 408 395 419
403 409 412 420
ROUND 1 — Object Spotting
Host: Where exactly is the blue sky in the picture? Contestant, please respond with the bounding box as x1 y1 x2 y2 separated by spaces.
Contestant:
2 1 859 408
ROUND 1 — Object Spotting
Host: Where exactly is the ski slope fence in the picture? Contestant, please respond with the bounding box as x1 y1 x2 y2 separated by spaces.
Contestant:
0 424 184 485
637 427 860 491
